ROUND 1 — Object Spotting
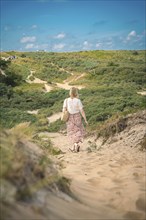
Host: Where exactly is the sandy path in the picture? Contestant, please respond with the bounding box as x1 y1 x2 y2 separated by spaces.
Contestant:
56 82 84 90
47 112 62 124
137 91 146 96
26 70 52 92
62 72 85 89
39 121 146 219
26 67 85 92
27 110 39 115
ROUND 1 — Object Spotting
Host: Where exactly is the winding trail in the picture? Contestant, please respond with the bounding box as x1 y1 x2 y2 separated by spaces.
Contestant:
26 70 52 92
26 67 85 92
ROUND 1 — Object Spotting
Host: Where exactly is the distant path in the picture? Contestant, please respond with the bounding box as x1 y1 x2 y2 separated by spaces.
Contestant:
26 64 85 92
50 62 74 76
26 70 52 92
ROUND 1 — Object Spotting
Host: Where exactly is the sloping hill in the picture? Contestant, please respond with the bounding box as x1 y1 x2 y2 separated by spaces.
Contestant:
0 50 146 219
1 111 145 219
38 110 146 220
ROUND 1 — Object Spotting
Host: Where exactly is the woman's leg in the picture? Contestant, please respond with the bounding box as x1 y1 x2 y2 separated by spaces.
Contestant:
74 142 80 152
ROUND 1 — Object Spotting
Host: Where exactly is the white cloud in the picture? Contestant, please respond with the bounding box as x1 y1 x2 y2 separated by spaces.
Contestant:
123 30 145 45
106 41 113 46
25 44 35 49
20 36 36 43
53 43 65 50
25 42 50 50
31 25 37 29
126 30 136 41
83 41 92 50
25 43 49 50
83 41 88 46
95 43 102 48
54 33 66 39
129 30 136 36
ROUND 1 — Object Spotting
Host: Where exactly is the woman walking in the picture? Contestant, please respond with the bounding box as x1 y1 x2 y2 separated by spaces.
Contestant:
62 87 88 152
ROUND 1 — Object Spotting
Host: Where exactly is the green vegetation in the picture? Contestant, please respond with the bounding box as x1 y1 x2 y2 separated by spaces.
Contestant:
0 50 145 219
0 50 145 132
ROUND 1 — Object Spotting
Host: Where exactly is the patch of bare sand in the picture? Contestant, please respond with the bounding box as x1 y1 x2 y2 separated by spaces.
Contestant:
47 112 62 124
41 116 146 219
56 82 84 90
27 110 39 115
137 91 146 96
26 70 53 92
26 69 85 91
60 72 86 90
44 83 52 92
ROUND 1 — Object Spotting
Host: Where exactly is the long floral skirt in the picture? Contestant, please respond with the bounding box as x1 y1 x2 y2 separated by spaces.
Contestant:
66 113 85 144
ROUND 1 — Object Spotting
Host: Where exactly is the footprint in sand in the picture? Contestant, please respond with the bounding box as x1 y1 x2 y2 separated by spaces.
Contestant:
87 177 100 185
136 196 146 212
123 211 145 219
109 163 121 168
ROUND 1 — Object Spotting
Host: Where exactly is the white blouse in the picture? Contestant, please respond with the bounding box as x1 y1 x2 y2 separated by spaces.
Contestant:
63 97 83 114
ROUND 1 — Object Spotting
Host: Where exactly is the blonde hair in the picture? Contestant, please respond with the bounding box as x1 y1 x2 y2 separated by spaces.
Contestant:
69 87 78 98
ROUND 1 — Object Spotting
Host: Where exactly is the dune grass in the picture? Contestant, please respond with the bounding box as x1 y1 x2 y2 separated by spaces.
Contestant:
0 50 145 132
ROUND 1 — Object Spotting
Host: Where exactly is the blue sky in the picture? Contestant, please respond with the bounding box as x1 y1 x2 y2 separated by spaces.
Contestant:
1 0 145 52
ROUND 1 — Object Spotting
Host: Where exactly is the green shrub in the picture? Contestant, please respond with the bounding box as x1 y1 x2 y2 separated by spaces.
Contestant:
48 119 66 132
0 108 37 128
1 50 145 132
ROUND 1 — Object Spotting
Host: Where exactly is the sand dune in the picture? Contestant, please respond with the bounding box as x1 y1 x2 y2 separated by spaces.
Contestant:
41 113 146 219
22 67 146 219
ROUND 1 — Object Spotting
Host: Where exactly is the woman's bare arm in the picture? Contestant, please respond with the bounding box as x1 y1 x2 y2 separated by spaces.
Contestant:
80 109 88 124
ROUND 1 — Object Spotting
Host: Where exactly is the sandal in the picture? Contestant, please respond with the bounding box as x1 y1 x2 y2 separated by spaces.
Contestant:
76 145 80 152
74 143 80 152
69 148 75 153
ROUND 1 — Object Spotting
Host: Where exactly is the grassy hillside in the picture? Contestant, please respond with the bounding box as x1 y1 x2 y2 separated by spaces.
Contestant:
1 50 145 220
0 50 146 132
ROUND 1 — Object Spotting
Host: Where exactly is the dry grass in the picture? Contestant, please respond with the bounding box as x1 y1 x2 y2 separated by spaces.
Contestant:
0 123 48 201
96 110 146 144
0 122 73 207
